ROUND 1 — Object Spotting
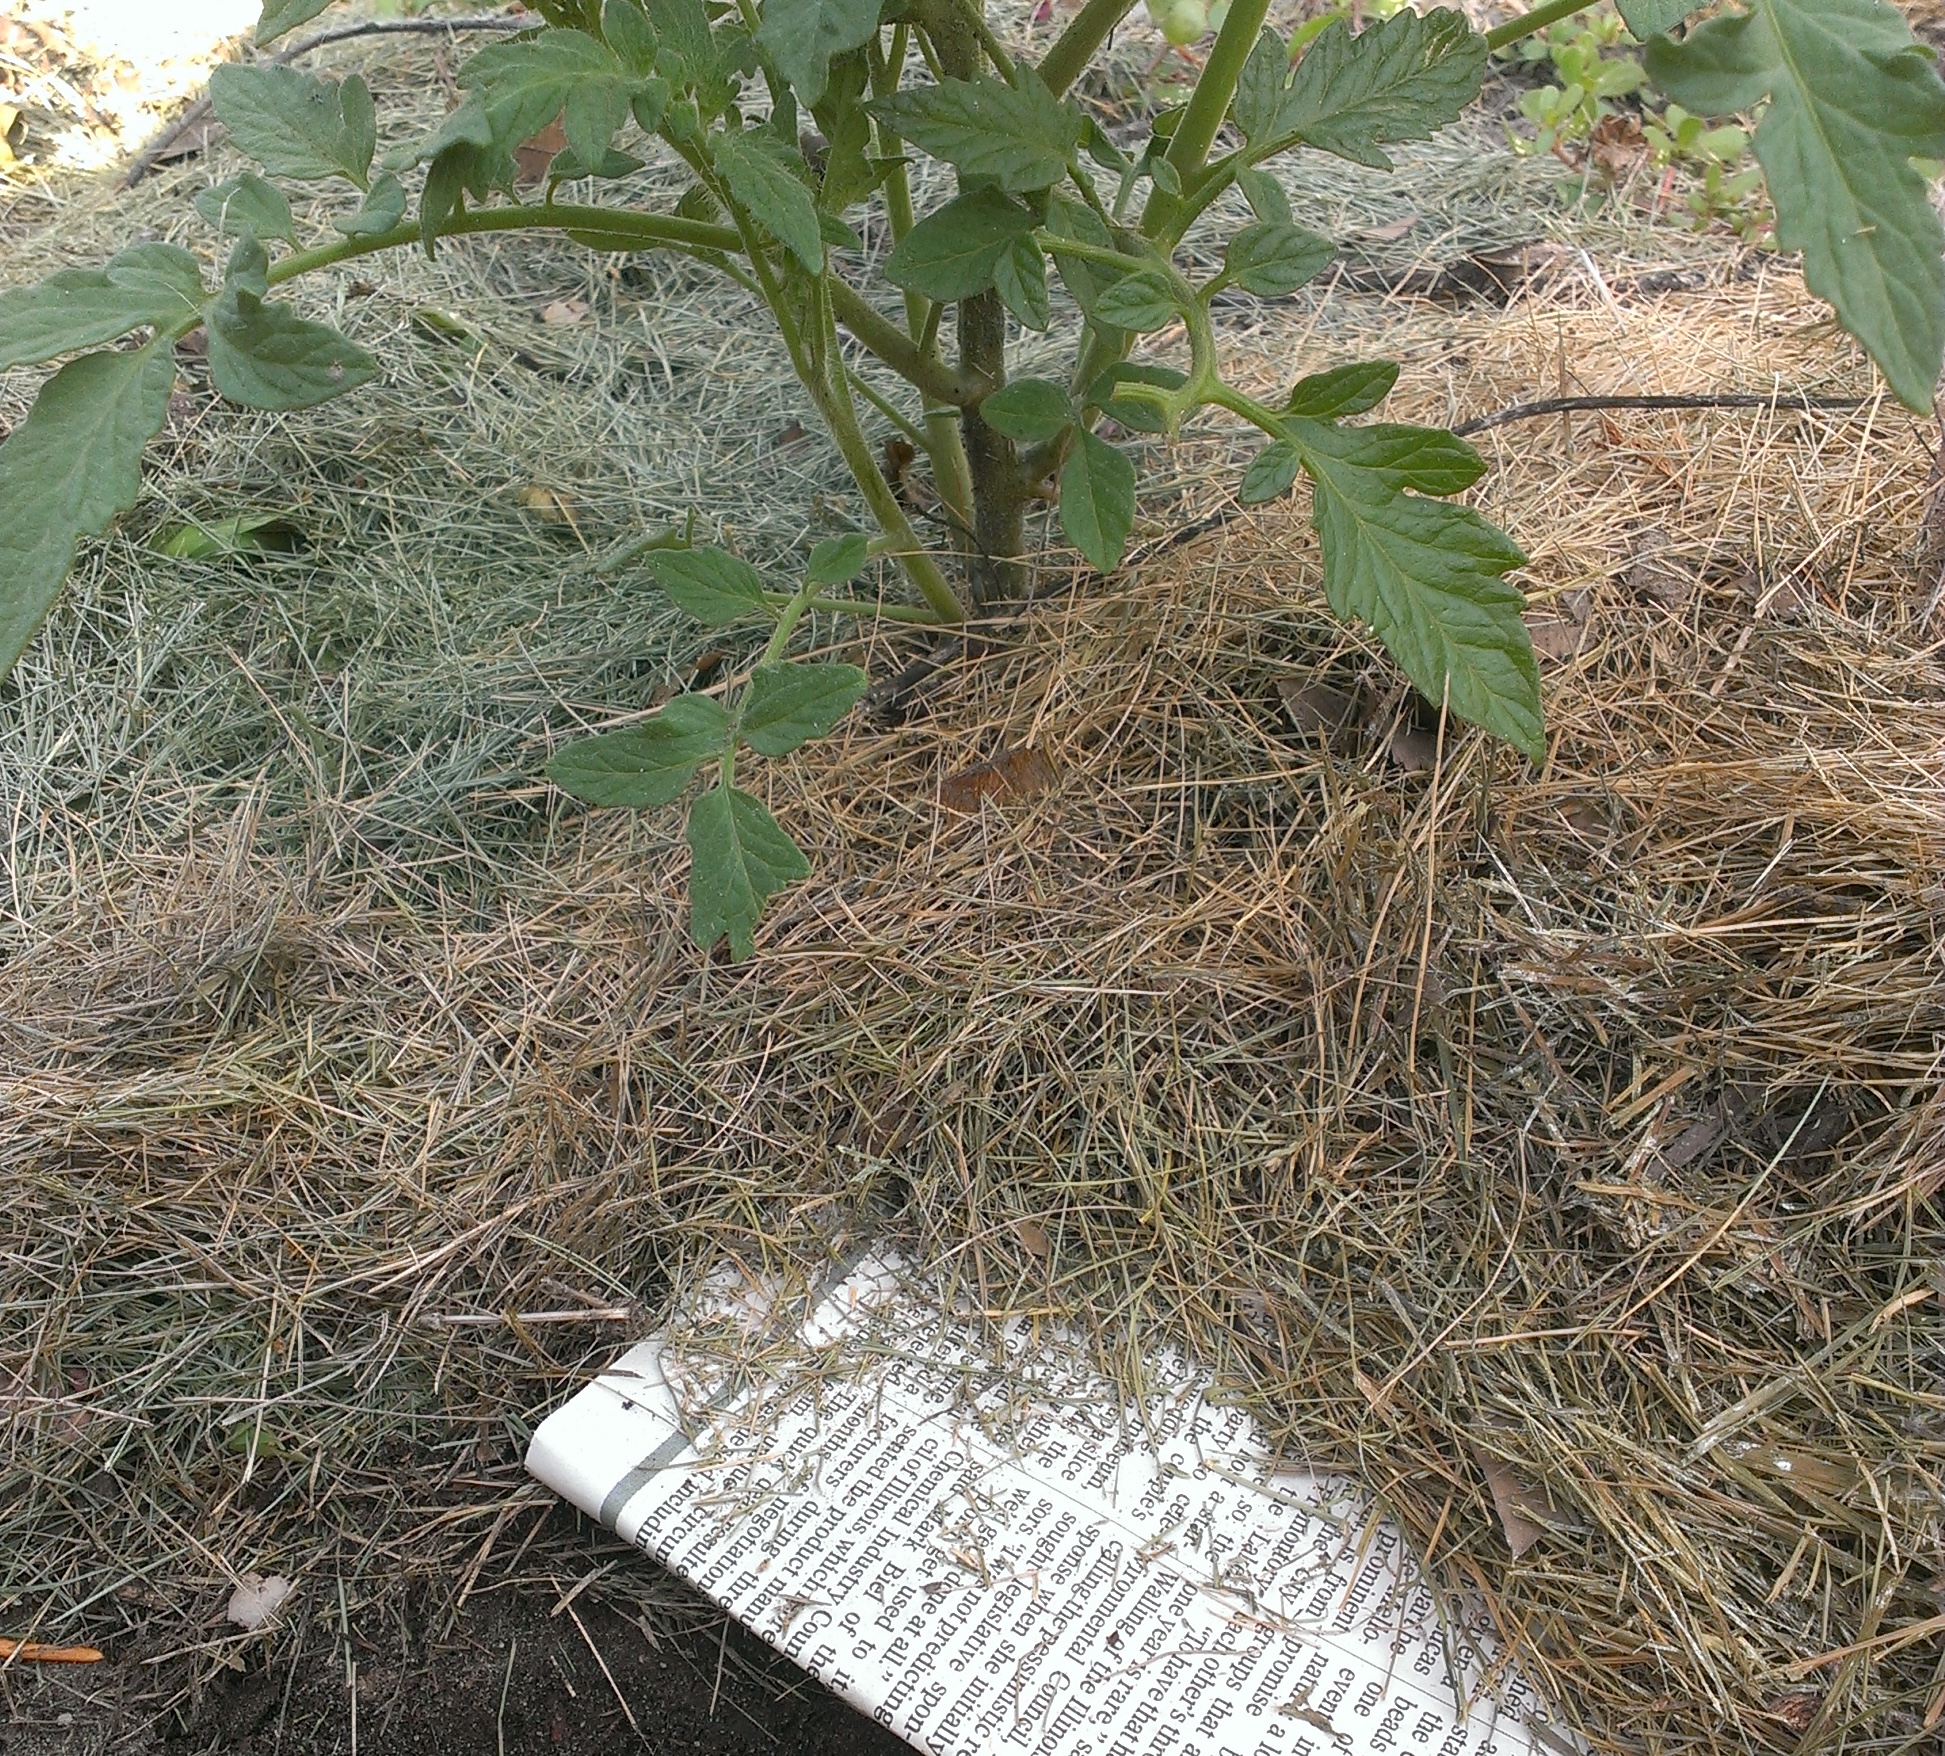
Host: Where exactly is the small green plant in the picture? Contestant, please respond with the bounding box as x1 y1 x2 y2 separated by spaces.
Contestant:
1504 7 1645 158
1501 4 1771 235
1642 102 1767 234
1 0 1942 955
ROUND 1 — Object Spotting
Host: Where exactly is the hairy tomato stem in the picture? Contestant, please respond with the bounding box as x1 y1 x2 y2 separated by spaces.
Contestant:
264 205 743 288
1145 0 1274 241
1037 0 1140 96
1478 0 1602 52
1485 0 1605 52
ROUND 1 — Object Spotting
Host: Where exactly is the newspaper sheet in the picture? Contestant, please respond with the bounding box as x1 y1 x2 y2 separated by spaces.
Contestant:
526 1250 1573 1756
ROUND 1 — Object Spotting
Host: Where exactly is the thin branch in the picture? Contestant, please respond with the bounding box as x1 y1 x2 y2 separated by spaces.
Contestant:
1037 0 1140 96
826 277 983 407
1484 0 1605 53
262 205 743 287
949 0 1020 82
123 12 527 188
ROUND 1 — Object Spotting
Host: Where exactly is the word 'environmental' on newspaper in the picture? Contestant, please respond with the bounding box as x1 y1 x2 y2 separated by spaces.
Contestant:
526 1248 1577 1756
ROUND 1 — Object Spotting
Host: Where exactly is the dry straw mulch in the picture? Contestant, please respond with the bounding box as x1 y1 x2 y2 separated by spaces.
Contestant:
3 20 1945 1756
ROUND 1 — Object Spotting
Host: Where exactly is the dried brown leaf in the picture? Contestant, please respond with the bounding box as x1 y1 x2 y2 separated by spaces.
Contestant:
1628 527 1694 607
1588 114 1647 181
516 119 567 186
1387 725 1439 774
1524 615 1584 662
1277 677 1357 742
1014 1219 1052 1259
1474 1447 1552 1559
940 746 1058 813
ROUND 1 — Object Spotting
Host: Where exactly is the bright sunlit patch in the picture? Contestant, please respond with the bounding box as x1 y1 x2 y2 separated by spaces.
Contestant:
32 0 257 64
3 0 258 168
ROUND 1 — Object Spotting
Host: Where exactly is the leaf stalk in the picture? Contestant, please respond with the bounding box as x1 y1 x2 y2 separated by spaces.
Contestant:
1484 0 1604 52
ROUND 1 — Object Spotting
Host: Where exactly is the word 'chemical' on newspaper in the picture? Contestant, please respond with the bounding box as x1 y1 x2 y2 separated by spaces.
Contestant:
526 1249 1576 1756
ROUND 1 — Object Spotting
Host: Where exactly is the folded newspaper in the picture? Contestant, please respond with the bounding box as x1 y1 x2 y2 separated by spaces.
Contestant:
526 1248 1575 1756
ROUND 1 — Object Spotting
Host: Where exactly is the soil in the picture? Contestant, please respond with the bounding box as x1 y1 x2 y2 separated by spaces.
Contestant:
2 1576 911 1756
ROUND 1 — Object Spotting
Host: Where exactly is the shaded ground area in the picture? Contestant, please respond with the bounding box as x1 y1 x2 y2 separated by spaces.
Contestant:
3 1508 908 1756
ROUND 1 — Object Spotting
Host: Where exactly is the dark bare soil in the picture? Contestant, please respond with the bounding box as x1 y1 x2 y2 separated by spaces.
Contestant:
3 1576 909 1756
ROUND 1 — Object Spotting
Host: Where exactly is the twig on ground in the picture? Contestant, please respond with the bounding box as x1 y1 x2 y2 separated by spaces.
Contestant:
1452 391 1877 436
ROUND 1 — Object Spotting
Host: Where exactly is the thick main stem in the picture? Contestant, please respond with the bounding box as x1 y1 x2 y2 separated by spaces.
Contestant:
873 27 975 524
927 0 1026 604
705 148 966 623
956 292 1022 603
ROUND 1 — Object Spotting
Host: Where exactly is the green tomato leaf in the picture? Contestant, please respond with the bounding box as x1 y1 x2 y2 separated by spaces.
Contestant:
1616 1 1700 38
805 532 868 585
1293 418 1486 496
209 64 376 186
809 50 879 211
224 234 271 299
646 0 723 95
151 512 303 560
1042 191 1132 326
338 171 407 237
205 290 378 412
391 88 494 175
0 342 175 680
650 547 770 624
1286 360 1399 418
459 29 639 171
0 243 204 369
993 234 1052 330
1081 114 1131 173
257 0 335 44
1274 8 1486 169
1239 439 1301 504
1058 429 1136 570
817 211 865 250
417 137 518 248
1237 164 1292 224
1225 221 1334 296
884 189 1038 300
196 173 296 242
547 693 729 807
634 84 673 139
1084 362 1186 434
602 0 661 75
713 127 824 271
755 0 881 108
739 660 869 755
685 784 812 957
872 75 1084 193
1646 0 1945 411
981 377 1071 444
1089 269 1176 332
1234 29 1292 144
1291 420 1540 760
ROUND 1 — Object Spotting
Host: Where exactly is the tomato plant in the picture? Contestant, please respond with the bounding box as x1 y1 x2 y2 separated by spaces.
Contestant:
1 0 1940 955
